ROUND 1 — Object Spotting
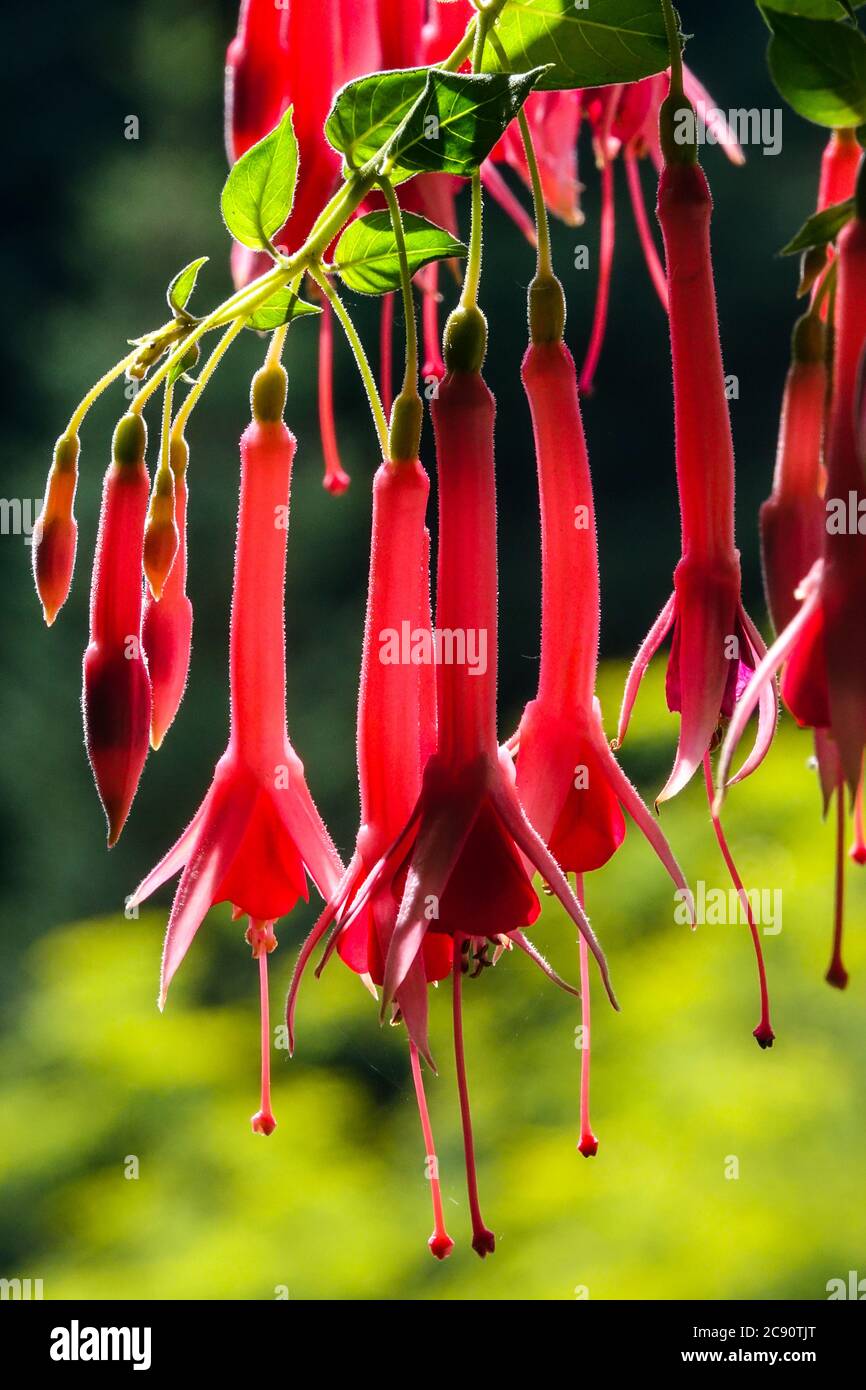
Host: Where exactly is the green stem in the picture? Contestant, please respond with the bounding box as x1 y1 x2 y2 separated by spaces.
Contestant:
73 16 489 434
171 318 247 442
66 349 138 436
489 29 551 279
378 177 419 393
661 0 684 98
309 265 390 458
159 380 174 476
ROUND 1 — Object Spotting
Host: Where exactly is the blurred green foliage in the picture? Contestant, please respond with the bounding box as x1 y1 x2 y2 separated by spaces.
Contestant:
1 663 864 1300
2 0 865 1300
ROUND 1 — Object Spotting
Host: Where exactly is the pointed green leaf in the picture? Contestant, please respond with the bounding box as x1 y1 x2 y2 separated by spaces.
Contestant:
244 286 321 331
326 68 428 170
167 257 208 316
761 1 862 18
332 211 467 295
764 11 866 125
482 0 672 92
781 195 855 253
221 107 299 251
326 66 547 181
386 68 549 180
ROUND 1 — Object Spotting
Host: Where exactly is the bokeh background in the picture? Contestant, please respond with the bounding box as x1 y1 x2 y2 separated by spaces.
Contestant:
2 0 864 1300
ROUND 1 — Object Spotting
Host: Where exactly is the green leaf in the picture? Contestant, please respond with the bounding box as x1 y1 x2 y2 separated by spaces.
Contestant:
332 211 467 295
326 68 428 170
220 107 299 251
761 0 861 17
244 287 321 331
764 11 866 125
167 342 201 388
167 257 208 316
386 68 548 180
327 67 547 180
483 0 672 92
781 195 855 253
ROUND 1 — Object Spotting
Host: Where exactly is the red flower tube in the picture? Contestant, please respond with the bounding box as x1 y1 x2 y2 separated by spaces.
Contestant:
33 432 79 626
617 106 775 805
142 436 194 749
513 276 692 1152
759 313 827 638
82 414 152 847
131 366 343 1131
719 170 866 990
287 440 455 1257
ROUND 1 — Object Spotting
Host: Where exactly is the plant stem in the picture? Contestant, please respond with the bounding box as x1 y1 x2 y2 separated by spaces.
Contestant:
661 0 684 98
75 15 494 433
379 177 419 393
171 319 247 442
309 265 390 457
489 30 552 280
66 349 138 436
159 380 174 475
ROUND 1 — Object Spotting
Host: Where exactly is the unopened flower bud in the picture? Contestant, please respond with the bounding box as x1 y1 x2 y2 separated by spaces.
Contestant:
33 433 80 626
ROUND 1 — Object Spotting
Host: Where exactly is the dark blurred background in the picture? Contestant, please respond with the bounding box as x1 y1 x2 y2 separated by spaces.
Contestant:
1 1 863 1300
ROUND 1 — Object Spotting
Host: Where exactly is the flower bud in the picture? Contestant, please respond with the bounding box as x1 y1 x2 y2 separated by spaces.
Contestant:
142 441 193 749
143 467 179 600
83 414 152 844
33 433 79 625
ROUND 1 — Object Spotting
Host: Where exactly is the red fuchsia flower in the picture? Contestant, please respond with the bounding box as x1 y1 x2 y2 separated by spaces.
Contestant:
512 273 692 1154
82 414 153 847
141 436 194 748
579 69 743 394
287 433 459 1258
130 365 344 1133
33 432 79 626
759 313 827 643
615 73 777 1045
759 130 860 891
302 308 616 1254
718 167 866 991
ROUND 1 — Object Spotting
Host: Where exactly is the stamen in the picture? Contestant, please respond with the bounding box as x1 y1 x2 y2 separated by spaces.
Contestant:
576 874 598 1157
409 1042 454 1260
828 785 850 989
247 919 278 1134
318 299 350 495
579 154 615 396
624 152 669 312
704 757 774 1047
452 941 495 1257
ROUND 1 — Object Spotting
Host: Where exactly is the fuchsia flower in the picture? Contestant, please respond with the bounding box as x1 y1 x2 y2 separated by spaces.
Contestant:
130 366 343 1132
719 166 866 990
579 69 743 394
512 277 692 1152
142 436 194 748
614 77 777 1046
33 433 79 627
287 444 457 1257
82 414 153 847
617 112 774 807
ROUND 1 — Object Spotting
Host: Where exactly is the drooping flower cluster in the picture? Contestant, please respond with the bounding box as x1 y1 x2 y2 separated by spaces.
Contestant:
32 0 866 1261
